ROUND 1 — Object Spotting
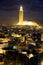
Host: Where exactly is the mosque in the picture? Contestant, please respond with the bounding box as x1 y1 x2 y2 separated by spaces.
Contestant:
16 6 42 29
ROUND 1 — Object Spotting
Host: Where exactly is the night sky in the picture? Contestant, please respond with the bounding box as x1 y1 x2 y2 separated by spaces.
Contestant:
0 0 43 25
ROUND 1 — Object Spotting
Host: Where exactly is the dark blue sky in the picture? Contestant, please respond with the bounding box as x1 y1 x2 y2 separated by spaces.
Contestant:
0 0 43 25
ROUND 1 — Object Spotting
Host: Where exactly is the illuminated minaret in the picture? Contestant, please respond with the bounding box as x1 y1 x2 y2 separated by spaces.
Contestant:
19 6 23 24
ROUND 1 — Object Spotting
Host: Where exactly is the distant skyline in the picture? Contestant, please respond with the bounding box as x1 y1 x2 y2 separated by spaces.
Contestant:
0 0 43 25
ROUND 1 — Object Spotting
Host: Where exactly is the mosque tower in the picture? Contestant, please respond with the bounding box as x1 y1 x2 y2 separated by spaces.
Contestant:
17 6 42 29
19 6 23 24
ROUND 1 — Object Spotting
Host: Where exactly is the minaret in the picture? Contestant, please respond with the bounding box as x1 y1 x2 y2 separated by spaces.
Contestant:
19 6 23 24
